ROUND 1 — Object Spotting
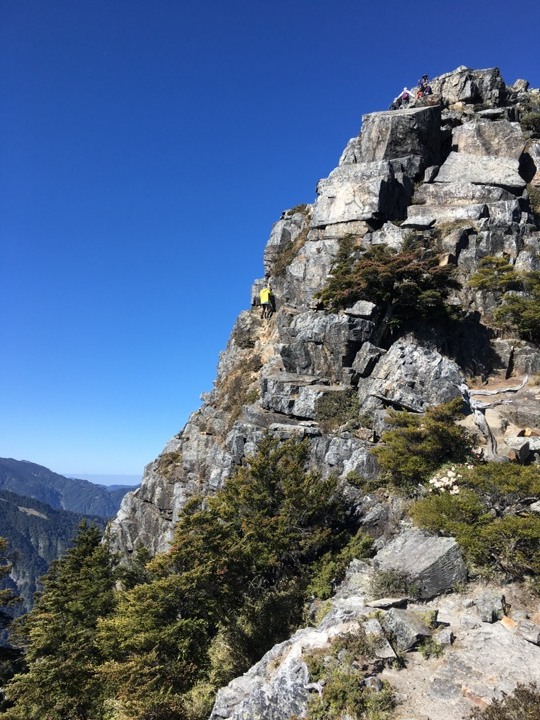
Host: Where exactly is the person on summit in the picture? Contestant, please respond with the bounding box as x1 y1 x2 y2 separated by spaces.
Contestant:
417 74 433 98
390 87 414 110
259 283 273 319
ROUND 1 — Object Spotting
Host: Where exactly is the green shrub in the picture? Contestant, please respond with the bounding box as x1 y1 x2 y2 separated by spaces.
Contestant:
520 110 540 136
468 258 540 342
494 280 540 343
411 463 540 585
370 568 419 600
528 184 540 215
372 398 473 489
304 629 394 720
470 682 540 719
315 390 360 432
316 241 460 336
96 436 366 717
308 529 374 600
469 257 522 292
418 636 444 659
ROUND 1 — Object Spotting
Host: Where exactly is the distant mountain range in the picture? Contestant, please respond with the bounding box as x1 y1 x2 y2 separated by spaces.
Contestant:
0 458 135 518
66 473 141 488
0 458 138 612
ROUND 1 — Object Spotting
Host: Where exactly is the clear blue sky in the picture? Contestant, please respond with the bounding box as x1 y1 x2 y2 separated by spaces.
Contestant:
1 0 539 476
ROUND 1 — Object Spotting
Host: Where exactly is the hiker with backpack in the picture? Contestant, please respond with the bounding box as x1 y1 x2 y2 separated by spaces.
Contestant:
259 283 274 319
390 87 414 110
417 74 433 98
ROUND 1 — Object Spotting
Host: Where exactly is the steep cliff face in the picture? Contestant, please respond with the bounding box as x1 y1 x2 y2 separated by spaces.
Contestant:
108 66 540 559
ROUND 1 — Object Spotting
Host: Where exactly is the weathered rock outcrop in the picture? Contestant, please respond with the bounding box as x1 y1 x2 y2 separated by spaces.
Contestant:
210 561 540 720
107 65 540 717
108 64 540 559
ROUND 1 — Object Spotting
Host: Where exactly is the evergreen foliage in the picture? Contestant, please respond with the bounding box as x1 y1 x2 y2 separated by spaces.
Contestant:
96 436 368 719
0 539 23 714
468 256 522 292
0 488 105 611
469 257 540 342
0 538 18 629
412 464 540 586
372 398 473 488
469 682 540 719
0 523 116 720
316 240 459 333
303 629 394 720
315 390 361 432
494 272 540 343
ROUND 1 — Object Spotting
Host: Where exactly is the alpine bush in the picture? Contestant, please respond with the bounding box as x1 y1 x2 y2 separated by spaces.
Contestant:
412 463 540 586
372 398 473 489
316 240 460 338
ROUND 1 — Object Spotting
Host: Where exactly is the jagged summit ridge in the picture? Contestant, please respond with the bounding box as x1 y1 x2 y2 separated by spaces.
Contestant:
108 65 540 558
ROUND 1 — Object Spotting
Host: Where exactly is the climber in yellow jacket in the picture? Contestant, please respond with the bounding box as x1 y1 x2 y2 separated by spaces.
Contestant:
259 284 273 319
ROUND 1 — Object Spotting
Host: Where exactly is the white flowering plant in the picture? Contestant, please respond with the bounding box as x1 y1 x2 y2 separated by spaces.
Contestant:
427 463 476 495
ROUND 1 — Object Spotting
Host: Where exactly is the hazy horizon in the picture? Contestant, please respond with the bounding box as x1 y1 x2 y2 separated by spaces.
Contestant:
67 472 141 487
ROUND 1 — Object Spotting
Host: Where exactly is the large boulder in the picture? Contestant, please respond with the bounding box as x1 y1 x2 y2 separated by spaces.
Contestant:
380 607 432 651
430 66 506 107
413 181 514 205
356 337 464 413
277 310 374 380
355 105 442 170
261 373 345 419
435 151 526 190
373 528 468 599
403 202 488 228
452 118 526 160
311 162 412 227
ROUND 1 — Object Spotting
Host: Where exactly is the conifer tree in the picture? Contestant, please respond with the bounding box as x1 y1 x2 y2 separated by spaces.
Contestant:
97 436 363 720
0 522 116 720
0 538 23 712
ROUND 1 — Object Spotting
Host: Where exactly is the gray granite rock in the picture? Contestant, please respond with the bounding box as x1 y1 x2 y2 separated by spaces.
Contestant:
435 152 525 190
357 337 464 413
374 529 467 599
363 618 397 659
403 202 488 228
452 119 526 160
516 619 540 645
352 342 386 378
380 607 432 651
430 66 506 107
356 106 441 170
413 181 514 205
311 162 412 227
474 592 506 622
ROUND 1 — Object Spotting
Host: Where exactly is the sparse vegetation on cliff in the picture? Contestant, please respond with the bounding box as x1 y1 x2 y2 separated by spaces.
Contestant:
303 628 394 720
469 257 540 342
372 398 473 489
470 682 540 719
316 240 460 338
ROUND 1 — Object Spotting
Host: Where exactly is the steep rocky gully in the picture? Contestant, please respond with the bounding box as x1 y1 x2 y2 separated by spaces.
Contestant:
108 66 540 720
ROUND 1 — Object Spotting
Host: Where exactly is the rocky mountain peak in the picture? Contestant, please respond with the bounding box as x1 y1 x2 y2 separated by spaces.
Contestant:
108 65 540 559
102 64 540 720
